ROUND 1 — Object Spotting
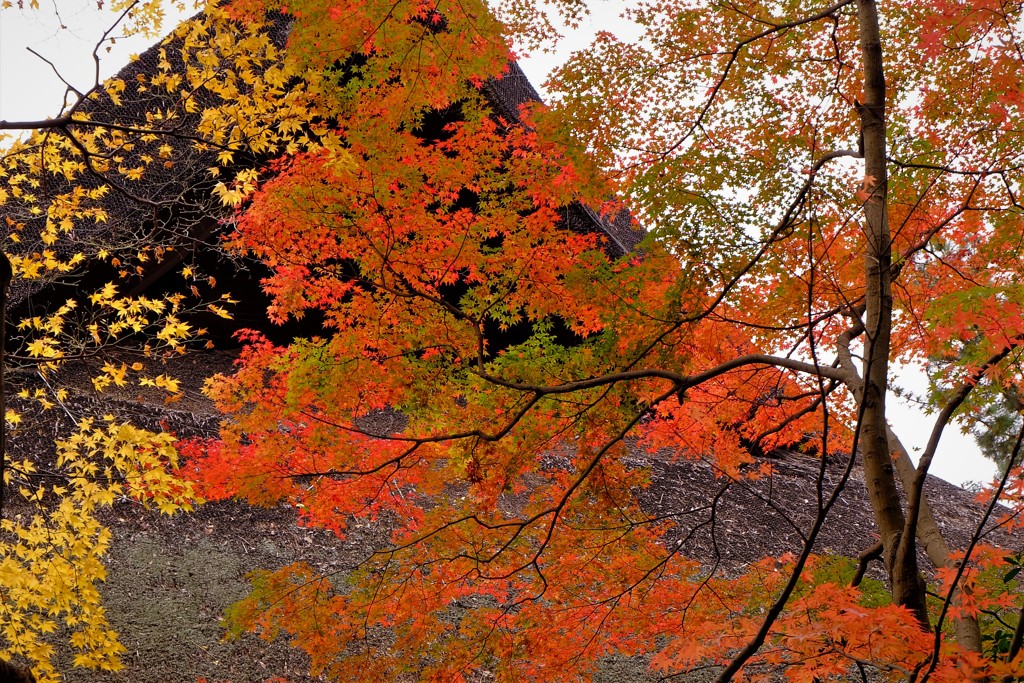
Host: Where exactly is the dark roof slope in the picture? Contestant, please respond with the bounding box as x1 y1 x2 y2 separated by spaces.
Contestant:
485 61 643 256
638 448 1007 574
1 15 292 307
3 13 639 313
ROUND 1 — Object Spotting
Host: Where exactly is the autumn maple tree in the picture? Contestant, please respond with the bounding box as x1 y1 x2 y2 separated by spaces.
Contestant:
169 0 1024 680
5 0 1024 680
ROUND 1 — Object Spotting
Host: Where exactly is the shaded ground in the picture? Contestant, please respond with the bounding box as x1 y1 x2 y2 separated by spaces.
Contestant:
39 493 393 682
69 502 334 683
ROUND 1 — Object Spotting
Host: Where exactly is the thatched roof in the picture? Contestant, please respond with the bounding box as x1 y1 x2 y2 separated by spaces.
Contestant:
19 430 1002 682
641 448 1005 572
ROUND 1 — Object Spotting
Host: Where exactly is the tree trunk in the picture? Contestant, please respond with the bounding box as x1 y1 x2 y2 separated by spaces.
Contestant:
889 428 983 650
855 0 929 626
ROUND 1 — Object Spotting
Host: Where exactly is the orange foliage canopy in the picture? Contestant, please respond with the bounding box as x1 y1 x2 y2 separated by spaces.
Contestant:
185 0 1024 680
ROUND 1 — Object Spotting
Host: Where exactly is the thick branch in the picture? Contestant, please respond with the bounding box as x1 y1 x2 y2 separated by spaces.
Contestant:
476 353 848 396
851 540 883 587
835 306 866 390
0 114 237 155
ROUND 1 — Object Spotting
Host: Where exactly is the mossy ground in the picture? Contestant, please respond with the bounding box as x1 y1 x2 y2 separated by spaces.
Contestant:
56 501 344 683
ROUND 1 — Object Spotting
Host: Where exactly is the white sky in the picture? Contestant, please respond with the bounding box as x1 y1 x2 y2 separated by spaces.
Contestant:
0 3 178 123
0 3 998 487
